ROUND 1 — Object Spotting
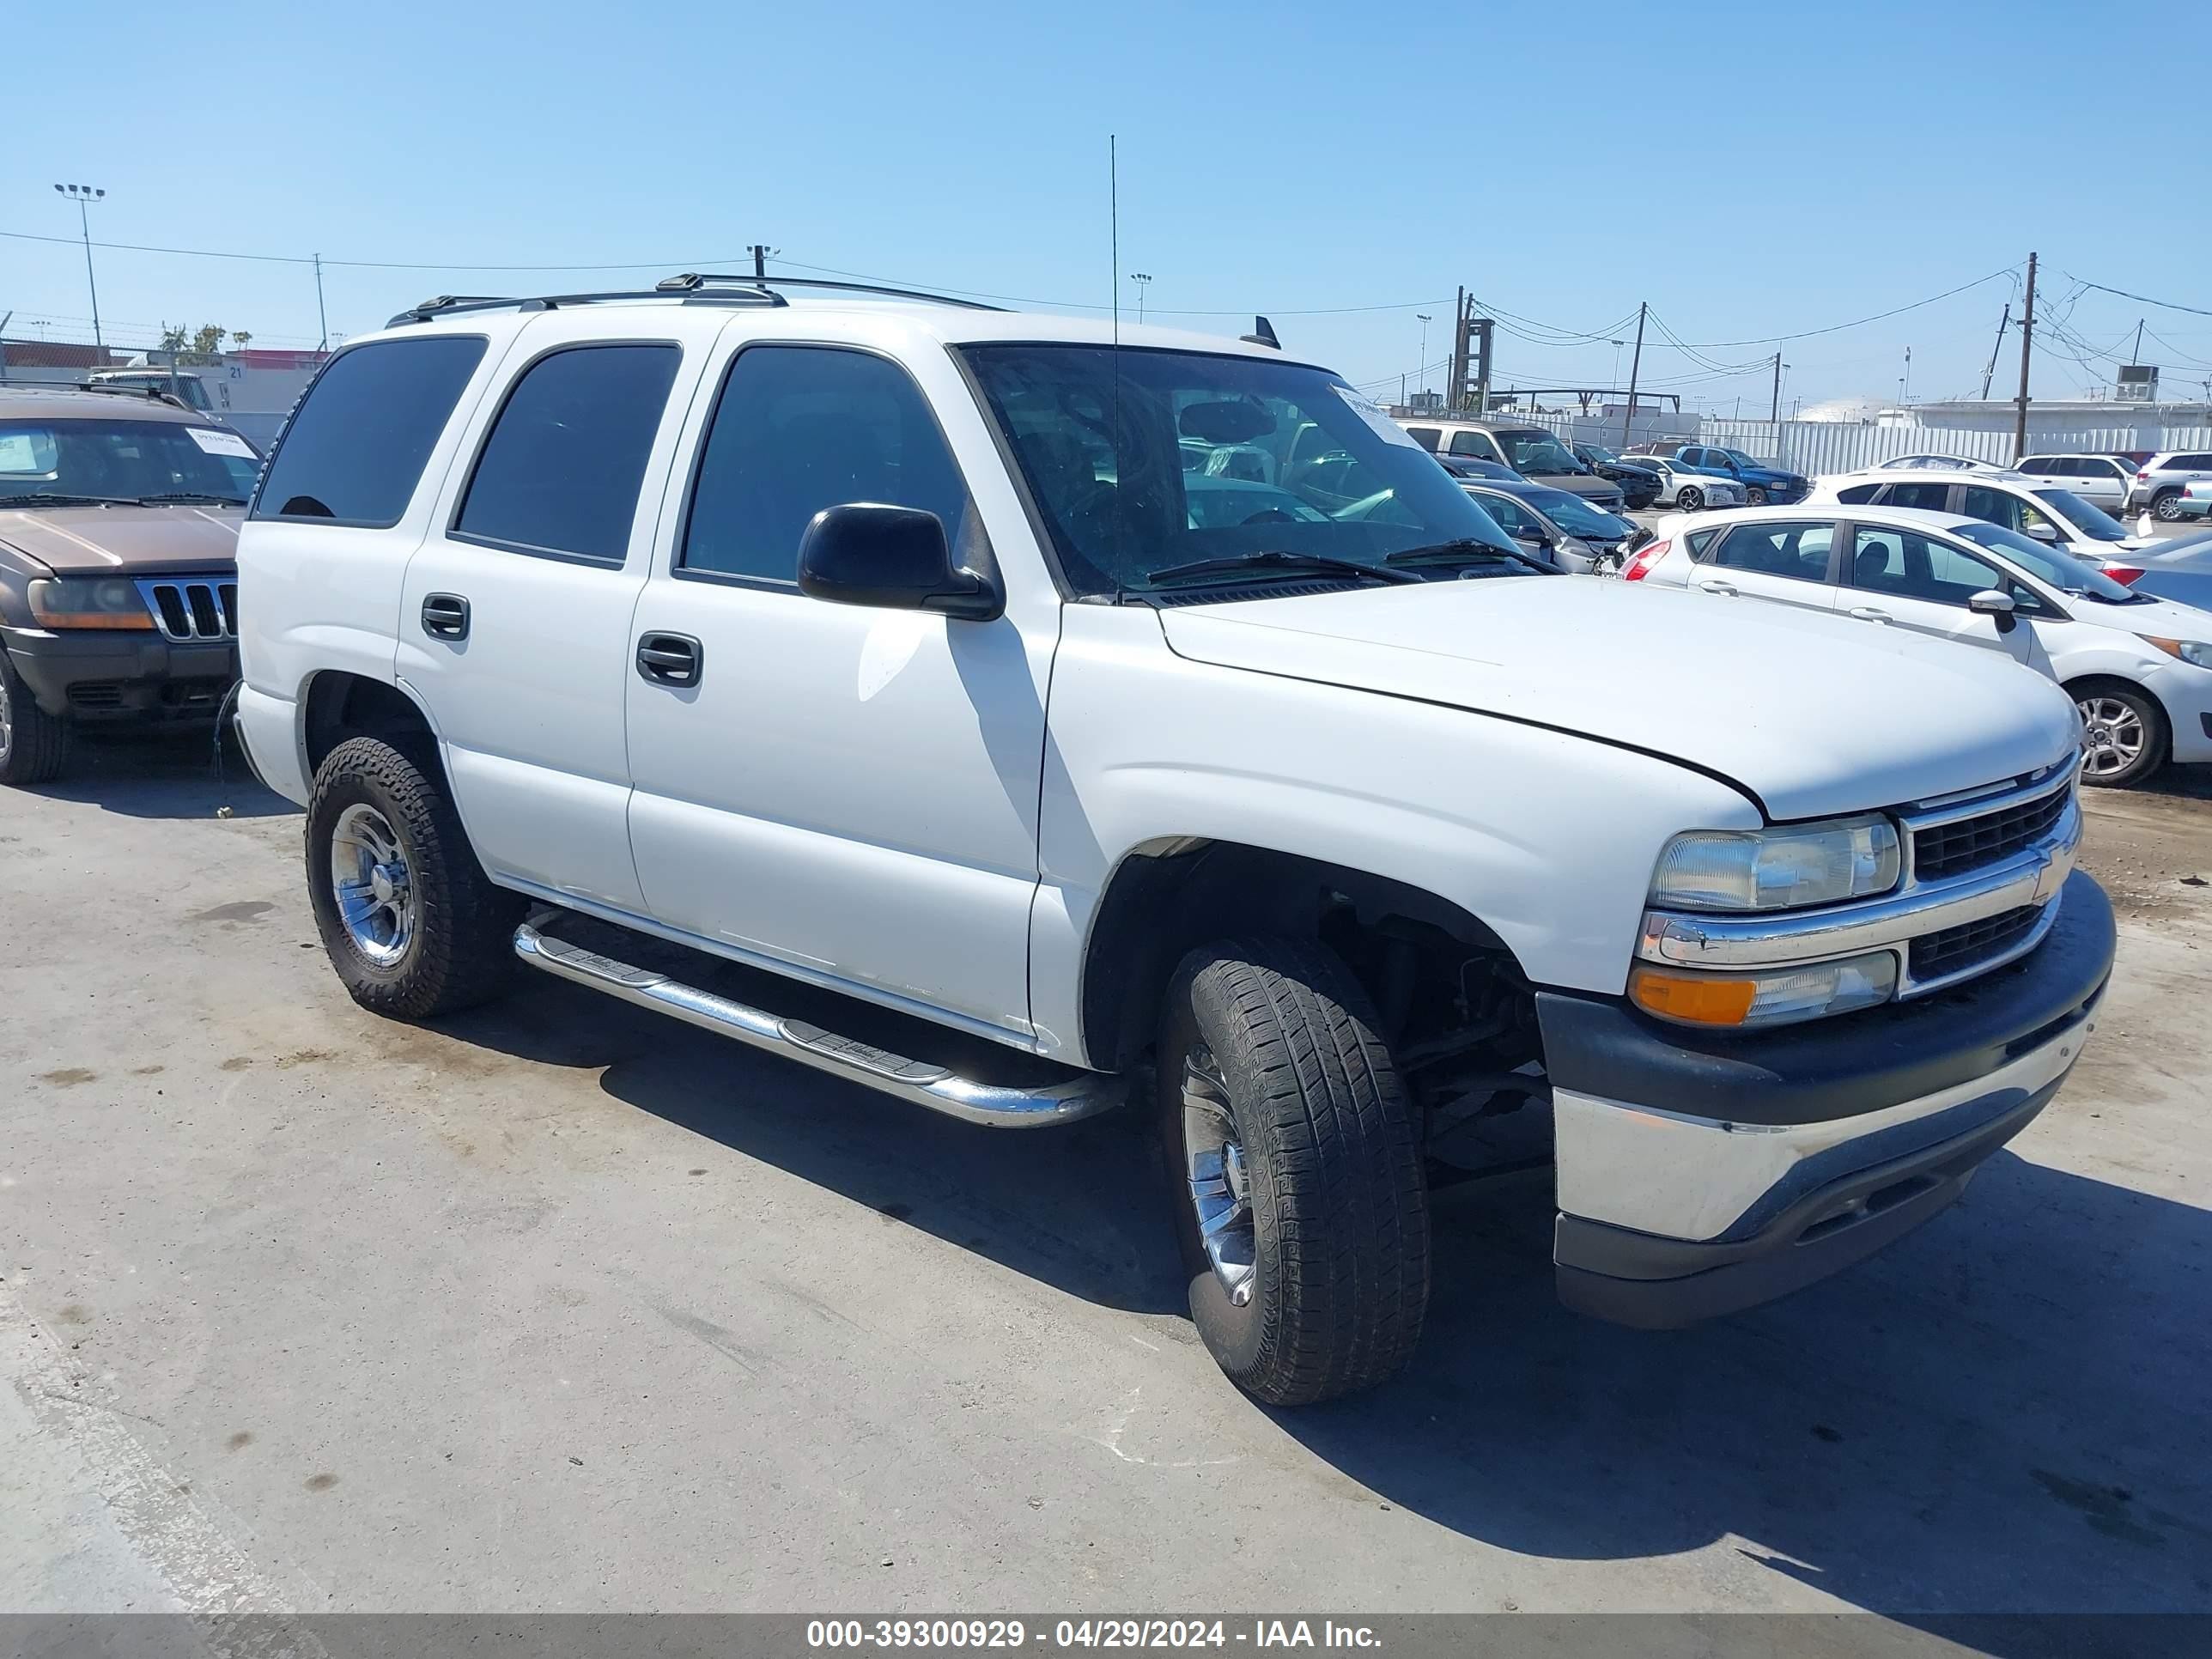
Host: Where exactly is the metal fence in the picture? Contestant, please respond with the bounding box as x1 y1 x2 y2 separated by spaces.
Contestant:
1503 410 2212 478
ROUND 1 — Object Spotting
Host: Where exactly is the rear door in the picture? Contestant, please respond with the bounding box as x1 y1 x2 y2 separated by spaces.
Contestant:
396 314 707 913
1837 522 2048 672
1685 518 1841 614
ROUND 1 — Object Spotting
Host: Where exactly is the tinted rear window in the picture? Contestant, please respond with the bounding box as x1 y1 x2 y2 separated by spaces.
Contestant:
454 343 681 563
252 336 487 526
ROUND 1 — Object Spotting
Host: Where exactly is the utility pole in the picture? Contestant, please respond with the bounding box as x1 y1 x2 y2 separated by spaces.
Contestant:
2013 252 2037 461
1472 316 1494 416
53 184 106 354
2130 317 2144 367
1446 287 1467 410
313 253 329 352
1619 301 1646 448
750 244 771 279
1979 303 2010 399
1770 349 1783 422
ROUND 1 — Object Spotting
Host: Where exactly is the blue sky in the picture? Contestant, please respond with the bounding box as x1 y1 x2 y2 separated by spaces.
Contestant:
12 0 2210 410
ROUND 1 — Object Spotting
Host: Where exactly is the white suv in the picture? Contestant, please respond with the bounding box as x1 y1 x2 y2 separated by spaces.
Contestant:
1627 502 2212 787
235 275 2114 1403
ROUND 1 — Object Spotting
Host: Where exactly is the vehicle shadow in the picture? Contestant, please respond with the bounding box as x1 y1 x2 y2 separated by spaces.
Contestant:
430 981 2211 1616
433 976 1189 1317
26 728 295 820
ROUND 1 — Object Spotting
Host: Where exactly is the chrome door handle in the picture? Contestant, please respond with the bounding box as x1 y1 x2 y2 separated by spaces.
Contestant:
1698 580 1738 597
1849 606 1891 623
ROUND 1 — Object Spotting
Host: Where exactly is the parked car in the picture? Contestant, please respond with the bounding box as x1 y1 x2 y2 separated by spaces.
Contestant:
2012 454 2133 512
236 277 2113 1403
1626 441 1808 506
2124 451 2212 520
1625 453 1747 510
0 385 258 784
1624 502 2212 787
2115 532 2212 613
1811 468 2151 565
1457 477 1644 574
1396 417 1626 509
1432 453 1522 482
1570 442 1662 509
1876 453 2004 471
2176 479 2212 521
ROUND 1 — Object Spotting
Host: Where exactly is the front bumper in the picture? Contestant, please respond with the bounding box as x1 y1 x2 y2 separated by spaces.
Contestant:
2 623 238 723
1540 870 2115 1328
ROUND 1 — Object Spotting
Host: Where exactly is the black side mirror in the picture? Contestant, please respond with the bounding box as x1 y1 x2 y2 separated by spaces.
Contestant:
1512 525 1552 548
1968 588 2020 635
797 504 1000 620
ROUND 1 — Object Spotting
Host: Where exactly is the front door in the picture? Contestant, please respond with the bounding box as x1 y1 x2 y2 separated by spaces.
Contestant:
623 337 1051 1040
1838 523 2048 672
397 321 702 913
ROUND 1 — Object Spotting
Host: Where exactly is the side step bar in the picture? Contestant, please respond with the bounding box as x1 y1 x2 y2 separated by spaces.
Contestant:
513 920 1125 1128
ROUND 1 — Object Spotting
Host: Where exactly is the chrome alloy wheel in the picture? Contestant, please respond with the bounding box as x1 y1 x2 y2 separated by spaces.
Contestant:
330 802 416 966
2077 696 2147 779
1181 1047 1256 1306
0 671 12 758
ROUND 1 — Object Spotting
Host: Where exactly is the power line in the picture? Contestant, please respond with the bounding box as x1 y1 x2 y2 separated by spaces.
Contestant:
2058 273 2212 320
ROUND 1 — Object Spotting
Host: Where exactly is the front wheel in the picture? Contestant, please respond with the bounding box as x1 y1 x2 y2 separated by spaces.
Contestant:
1158 938 1431 1405
1677 486 1705 512
2071 683 2167 789
0 654 69 786
1746 486 1768 506
305 736 522 1018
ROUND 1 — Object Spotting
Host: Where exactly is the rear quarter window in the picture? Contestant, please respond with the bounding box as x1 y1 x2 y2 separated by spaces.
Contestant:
252 336 488 526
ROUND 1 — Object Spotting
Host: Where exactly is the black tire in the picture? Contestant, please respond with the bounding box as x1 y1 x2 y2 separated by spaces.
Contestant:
304 735 521 1018
0 653 70 786
1678 486 1705 512
2151 489 2185 523
1746 486 1767 506
2068 679 2168 790
1157 937 1430 1406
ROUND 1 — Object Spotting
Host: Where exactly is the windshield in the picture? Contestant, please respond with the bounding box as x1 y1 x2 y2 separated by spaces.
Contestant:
1523 486 1632 539
1719 448 1759 470
960 345 1526 597
2032 488 2129 543
1492 428 1586 475
1953 520 2139 601
0 418 258 504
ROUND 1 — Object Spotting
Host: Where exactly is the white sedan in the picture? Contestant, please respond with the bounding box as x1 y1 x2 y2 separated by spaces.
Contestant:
1620 503 2212 787
1626 455 1747 510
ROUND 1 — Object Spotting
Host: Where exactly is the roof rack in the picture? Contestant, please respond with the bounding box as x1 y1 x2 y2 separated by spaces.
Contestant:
386 271 1008 328
654 272 1007 312
70 380 194 410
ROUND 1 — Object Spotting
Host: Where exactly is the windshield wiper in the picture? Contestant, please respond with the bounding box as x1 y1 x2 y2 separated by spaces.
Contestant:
134 492 247 506
0 492 137 507
1141 550 1420 588
1385 538 1554 574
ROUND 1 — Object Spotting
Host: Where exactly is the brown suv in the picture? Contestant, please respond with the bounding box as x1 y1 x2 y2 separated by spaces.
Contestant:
0 385 258 783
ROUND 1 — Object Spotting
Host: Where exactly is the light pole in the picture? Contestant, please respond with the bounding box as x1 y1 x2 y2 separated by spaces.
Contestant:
52 184 106 355
1611 338 1625 388
1127 272 1152 323
1416 313 1432 396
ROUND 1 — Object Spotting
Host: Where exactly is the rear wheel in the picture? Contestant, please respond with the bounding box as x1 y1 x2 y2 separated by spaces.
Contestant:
1158 938 1431 1406
2152 489 2186 522
0 654 69 786
305 736 522 1018
1677 486 1705 512
2070 681 2167 789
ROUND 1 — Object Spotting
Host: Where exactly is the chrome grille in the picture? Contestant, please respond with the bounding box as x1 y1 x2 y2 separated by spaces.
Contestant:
1911 782 2072 882
135 576 238 641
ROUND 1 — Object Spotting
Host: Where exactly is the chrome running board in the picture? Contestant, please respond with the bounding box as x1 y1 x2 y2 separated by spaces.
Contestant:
513 918 1124 1128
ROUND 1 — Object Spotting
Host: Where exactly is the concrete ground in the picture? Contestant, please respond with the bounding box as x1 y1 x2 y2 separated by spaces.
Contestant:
3 737 2209 1620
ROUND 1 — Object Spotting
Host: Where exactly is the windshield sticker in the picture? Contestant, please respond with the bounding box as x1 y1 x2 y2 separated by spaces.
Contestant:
185 427 257 459
0 430 57 475
1331 385 1422 449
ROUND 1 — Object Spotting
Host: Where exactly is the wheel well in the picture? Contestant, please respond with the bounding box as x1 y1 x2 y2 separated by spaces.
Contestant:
1079 842 1538 1088
303 672 440 777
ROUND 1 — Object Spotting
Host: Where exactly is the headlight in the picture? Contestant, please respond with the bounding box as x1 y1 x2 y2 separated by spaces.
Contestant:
1650 815 1900 912
27 577 154 630
1630 951 1899 1029
2143 635 2212 671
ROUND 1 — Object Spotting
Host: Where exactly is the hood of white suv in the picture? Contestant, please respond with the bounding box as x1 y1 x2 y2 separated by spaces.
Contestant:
1157 579 2081 820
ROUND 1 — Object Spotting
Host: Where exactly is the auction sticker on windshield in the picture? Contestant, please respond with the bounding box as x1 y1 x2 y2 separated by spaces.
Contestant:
1331 385 1422 448
186 427 258 459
